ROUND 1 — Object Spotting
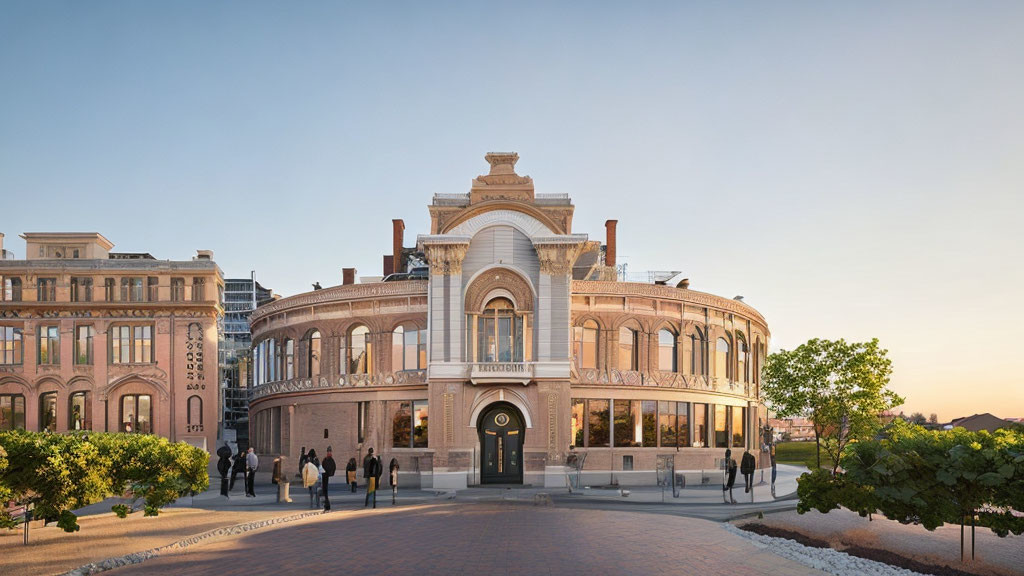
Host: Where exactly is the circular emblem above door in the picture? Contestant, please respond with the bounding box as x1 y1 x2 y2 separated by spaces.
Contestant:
494 412 510 427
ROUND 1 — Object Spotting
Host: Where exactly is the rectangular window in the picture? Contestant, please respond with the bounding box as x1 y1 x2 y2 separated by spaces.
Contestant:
285 339 294 379
693 403 707 447
642 400 657 447
170 278 185 302
571 399 585 447
38 326 60 365
121 394 152 434
357 401 368 443
2 277 23 302
110 325 154 364
677 402 690 448
75 325 94 365
413 400 428 448
714 404 729 448
392 401 411 448
613 399 641 447
147 277 159 301
104 278 115 302
121 277 144 302
70 277 93 302
69 392 91 430
587 399 610 447
0 394 26 430
37 278 57 302
192 277 205 302
134 325 152 363
659 401 677 448
0 327 23 365
39 392 57 432
732 406 746 448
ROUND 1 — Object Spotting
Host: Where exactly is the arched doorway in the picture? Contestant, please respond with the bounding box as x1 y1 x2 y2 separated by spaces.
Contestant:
478 402 525 484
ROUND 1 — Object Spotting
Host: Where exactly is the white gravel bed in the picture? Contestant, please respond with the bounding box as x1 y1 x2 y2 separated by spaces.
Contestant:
723 523 930 576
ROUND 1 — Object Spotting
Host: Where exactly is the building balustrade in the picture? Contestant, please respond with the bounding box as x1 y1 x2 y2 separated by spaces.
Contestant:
250 369 428 401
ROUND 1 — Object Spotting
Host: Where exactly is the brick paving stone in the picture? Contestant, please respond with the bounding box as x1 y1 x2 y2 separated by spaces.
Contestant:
109 503 826 576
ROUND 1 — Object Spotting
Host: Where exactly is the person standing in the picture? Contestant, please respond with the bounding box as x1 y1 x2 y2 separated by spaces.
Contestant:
302 457 320 509
374 455 384 497
346 457 358 493
388 458 399 505
740 450 756 493
322 447 336 511
363 449 378 508
230 448 246 492
245 447 259 498
298 446 308 479
216 444 232 498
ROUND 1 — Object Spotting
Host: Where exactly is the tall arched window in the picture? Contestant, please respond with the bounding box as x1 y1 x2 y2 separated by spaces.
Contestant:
716 336 732 380
573 320 598 369
618 326 639 371
348 325 372 375
658 328 678 372
69 391 91 431
392 325 425 371
284 338 294 380
475 298 523 362
187 395 203 432
305 330 321 377
39 391 57 432
690 327 707 376
267 337 277 382
736 334 749 383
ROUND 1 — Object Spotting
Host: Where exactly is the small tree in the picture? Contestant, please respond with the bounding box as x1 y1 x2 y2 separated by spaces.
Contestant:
928 413 939 425
762 338 903 474
909 412 927 425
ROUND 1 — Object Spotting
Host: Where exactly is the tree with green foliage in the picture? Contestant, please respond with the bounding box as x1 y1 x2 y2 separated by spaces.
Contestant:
797 420 1024 561
0 431 209 534
762 338 903 474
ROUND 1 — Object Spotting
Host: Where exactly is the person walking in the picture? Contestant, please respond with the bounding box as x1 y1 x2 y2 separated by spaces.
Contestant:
230 448 247 492
322 447 336 511
346 457 358 493
245 447 259 498
363 448 378 508
388 458 399 505
302 456 321 509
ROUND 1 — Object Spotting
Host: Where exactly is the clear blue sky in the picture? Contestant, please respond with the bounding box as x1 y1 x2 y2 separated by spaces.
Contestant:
2 1 1022 420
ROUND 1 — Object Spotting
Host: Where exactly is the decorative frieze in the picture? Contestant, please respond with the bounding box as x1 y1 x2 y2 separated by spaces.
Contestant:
250 370 428 401
573 368 755 399
572 280 768 326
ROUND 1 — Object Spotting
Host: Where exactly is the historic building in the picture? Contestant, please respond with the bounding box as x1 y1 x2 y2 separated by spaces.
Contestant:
0 232 223 451
248 153 770 487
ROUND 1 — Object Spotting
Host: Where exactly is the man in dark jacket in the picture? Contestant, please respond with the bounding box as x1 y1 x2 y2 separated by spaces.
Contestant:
740 450 757 493
321 447 336 511
363 448 375 507
216 444 232 498
230 448 247 492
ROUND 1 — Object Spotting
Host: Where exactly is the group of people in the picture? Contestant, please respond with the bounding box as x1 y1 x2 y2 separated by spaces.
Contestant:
297 446 399 511
216 445 259 498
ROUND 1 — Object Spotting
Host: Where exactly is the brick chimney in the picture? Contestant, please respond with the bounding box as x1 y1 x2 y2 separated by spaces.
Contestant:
392 219 405 274
0 232 4 257
342 268 356 285
604 220 618 268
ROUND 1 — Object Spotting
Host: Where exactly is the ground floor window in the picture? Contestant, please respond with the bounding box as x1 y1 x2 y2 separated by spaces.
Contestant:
693 403 708 447
658 401 690 448
39 392 57 432
574 398 707 449
587 399 610 447
0 394 25 430
714 404 729 448
69 391 91 430
253 406 281 454
732 406 746 448
392 400 428 448
612 400 657 447
571 399 585 447
121 394 152 434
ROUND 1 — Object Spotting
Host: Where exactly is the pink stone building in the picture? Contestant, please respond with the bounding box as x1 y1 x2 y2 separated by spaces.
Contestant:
0 233 222 451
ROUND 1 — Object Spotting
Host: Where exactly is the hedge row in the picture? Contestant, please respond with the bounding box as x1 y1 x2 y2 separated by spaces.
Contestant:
0 430 209 532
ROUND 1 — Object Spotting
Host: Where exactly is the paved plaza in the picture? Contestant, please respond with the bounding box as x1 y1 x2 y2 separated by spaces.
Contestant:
108 503 826 576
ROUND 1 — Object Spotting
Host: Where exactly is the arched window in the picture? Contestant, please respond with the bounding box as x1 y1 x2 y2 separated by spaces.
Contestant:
348 325 372 375
475 298 523 363
39 391 57 432
716 336 732 380
121 394 152 434
187 395 203 432
69 391 91 430
392 325 426 371
658 328 678 372
736 334 749 383
284 338 294 379
690 327 707 376
267 337 277 382
618 326 639 371
305 330 321 377
573 320 599 369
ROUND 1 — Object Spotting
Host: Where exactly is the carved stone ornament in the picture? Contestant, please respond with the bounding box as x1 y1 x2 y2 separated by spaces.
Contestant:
423 243 470 276
464 267 535 312
534 241 587 276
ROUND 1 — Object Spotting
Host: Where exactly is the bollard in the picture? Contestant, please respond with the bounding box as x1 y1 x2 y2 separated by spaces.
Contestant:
278 480 292 503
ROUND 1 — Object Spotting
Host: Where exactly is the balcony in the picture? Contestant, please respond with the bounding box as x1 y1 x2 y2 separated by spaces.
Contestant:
469 362 534 385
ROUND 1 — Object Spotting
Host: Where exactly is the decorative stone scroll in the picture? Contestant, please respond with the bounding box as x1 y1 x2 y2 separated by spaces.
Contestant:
250 370 427 401
533 236 589 276
422 241 470 276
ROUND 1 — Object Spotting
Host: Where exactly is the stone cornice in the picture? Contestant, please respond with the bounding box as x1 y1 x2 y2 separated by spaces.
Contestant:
249 281 428 323
571 280 768 328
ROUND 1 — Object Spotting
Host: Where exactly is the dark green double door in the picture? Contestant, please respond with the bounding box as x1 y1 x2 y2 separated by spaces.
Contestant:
479 404 524 484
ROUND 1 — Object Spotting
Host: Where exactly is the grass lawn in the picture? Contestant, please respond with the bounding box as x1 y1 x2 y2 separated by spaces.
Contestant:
774 441 836 469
